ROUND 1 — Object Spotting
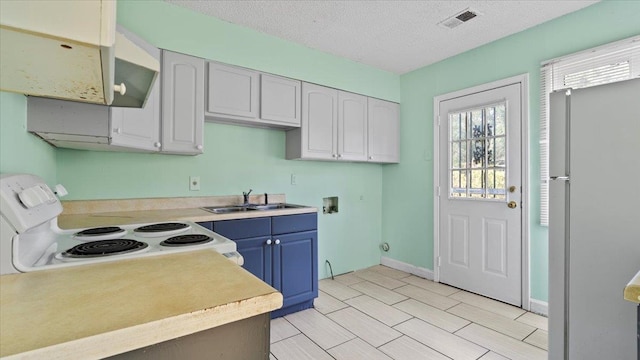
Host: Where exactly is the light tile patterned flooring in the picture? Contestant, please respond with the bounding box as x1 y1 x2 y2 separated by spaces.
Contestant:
270 265 548 360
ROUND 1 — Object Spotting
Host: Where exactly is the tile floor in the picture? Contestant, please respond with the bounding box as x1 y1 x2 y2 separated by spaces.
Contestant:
270 265 548 360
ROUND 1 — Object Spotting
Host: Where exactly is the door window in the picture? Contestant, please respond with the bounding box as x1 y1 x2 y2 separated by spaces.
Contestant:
449 102 507 200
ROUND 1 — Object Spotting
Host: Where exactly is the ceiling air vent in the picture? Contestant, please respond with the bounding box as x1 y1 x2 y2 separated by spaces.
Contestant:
438 8 481 29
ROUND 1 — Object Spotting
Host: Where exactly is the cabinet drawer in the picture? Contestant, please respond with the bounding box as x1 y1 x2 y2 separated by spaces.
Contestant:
213 217 271 239
197 221 213 231
272 213 317 235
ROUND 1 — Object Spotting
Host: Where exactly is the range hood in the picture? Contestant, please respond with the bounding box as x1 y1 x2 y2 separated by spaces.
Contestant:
0 0 159 108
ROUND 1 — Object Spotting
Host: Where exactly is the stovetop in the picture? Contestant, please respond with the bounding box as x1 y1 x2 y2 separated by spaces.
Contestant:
0 174 241 275
11 220 238 272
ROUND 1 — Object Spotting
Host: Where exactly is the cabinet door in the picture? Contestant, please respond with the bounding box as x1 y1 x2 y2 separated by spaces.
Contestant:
338 91 368 161
207 62 259 120
110 26 161 151
161 50 204 155
301 83 338 160
368 98 399 163
260 74 301 127
272 231 318 308
235 236 273 285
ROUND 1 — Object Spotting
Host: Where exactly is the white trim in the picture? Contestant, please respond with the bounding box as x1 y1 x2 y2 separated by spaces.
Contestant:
432 73 531 310
380 256 434 280
541 35 639 66
529 298 548 316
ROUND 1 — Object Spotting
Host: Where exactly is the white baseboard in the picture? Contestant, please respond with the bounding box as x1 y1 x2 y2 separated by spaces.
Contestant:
380 256 434 280
529 298 548 316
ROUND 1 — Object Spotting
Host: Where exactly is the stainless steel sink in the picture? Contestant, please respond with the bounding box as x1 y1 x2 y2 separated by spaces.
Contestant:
202 203 305 214
201 206 257 214
247 203 304 211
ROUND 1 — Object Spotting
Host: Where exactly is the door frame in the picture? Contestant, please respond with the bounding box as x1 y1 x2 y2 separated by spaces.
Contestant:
432 74 531 310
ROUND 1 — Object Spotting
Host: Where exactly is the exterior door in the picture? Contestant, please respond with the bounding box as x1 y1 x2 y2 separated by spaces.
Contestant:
438 83 522 306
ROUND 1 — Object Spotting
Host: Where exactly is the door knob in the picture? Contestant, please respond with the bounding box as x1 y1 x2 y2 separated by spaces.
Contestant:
274 239 280 245
507 201 517 209
266 239 272 245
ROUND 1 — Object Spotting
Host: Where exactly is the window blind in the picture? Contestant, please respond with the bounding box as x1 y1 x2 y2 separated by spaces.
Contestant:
539 36 640 226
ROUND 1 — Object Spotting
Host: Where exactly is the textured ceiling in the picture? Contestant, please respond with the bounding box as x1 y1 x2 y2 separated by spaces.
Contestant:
165 0 599 74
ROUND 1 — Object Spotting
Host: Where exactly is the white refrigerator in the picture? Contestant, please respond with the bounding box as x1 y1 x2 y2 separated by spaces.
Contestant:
548 78 640 360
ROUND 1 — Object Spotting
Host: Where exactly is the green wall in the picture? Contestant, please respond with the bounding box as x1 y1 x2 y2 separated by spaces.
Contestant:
52 0 400 278
2 0 638 303
383 0 640 302
0 92 57 184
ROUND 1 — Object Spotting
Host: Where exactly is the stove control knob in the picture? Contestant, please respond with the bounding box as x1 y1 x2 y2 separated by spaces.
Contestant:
266 239 272 245
274 239 280 245
18 184 56 208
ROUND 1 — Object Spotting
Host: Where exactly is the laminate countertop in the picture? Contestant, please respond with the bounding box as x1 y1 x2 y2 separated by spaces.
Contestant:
624 270 640 304
57 195 317 229
0 250 283 359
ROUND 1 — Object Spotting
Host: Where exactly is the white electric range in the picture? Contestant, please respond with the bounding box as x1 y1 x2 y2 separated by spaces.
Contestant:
0 173 242 275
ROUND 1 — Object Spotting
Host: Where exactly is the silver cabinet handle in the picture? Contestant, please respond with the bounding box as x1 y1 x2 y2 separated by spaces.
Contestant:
153 142 161 148
274 239 280 245
114 128 122 134
332 154 337 158
338 154 342 158
266 239 272 245
196 144 203 150
368 156 373 160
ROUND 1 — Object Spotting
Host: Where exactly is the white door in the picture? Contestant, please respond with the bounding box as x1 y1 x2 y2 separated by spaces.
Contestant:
438 83 522 306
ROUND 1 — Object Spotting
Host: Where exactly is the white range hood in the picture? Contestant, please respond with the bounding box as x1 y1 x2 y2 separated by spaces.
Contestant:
0 0 159 108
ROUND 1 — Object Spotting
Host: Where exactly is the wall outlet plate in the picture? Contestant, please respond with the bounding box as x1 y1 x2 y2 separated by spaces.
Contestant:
189 176 200 191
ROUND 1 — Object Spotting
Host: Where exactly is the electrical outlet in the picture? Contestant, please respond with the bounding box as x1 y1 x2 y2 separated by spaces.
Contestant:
291 174 297 185
189 176 200 191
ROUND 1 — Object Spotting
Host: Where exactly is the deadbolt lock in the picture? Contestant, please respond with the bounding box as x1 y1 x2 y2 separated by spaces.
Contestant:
507 201 517 209
509 186 516 193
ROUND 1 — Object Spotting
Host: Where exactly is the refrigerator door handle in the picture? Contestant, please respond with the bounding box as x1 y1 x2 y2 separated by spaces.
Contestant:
550 176 570 181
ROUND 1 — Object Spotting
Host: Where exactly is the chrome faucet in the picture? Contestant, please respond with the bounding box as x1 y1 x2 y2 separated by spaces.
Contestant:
242 189 253 205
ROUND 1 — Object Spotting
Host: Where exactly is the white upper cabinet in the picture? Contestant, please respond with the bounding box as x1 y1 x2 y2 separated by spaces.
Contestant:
206 62 259 121
287 83 400 163
161 50 205 155
287 83 338 160
338 91 368 161
205 63 302 129
110 26 160 151
367 98 400 163
26 26 162 153
260 74 302 127
287 83 375 162
0 0 159 108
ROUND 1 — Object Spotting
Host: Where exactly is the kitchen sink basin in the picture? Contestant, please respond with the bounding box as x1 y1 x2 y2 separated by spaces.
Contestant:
247 203 304 211
201 206 256 214
202 203 305 214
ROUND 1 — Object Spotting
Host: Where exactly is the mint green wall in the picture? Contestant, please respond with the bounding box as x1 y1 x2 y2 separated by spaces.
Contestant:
3 0 637 302
53 0 400 278
383 0 640 302
117 0 400 102
0 92 57 184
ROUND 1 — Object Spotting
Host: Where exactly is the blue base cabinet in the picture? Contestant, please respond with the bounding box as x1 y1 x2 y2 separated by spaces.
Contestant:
210 213 318 318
